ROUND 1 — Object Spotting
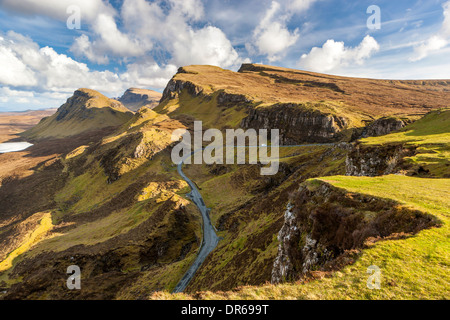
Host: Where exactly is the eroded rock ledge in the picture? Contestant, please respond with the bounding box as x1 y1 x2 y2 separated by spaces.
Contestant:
241 105 349 144
345 144 416 177
271 181 437 284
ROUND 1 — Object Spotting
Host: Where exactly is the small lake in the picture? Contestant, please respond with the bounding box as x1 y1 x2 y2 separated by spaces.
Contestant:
0 142 33 154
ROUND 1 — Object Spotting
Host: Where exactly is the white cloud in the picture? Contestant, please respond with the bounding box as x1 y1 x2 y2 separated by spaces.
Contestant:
255 21 299 61
1 0 150 64
0 45 37 87
172 26 240 68
411 1 450 61
71 13 148 64
0 87 34 103
2 0 245 69
168 0 204 21
71 34 109 65
249 0 318 61
251 1 299 61
298 35 380 73
284 0 317 13
0 30 175 103
0 28 209 112
120 0 243 69
122 61 178 89
0 0 114 23
411 35 448 62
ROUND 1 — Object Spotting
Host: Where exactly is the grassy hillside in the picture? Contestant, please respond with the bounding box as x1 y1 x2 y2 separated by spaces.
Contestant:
153 175 449 300
1 64 448 300
361 109 450 177
156 64 449 145
0 106 200 298
162 64 449 119
22 89 133 140
151 108 449 300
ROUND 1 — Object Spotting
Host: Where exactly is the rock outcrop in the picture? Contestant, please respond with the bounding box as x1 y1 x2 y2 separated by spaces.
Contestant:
118 88 162 112
271 181 437 284
361 117 409 138
350 117 411 141
345 144 416 176
241 104 350 144
161 78 204 101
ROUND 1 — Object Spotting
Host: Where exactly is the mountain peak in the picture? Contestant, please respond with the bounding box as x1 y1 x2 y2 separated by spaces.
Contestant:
22 89 132 140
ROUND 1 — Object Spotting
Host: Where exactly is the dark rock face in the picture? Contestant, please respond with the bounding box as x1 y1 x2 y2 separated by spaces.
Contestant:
98 132 167 184
345 144 415 176
118 88 162 112
271 182 437 284
161 79 204 101
361 117 409 138
55 90 97 121
241 104 349 144
217 91 251 107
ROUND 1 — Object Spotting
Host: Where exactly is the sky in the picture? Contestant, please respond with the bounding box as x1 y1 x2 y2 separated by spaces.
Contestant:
0 0 449 111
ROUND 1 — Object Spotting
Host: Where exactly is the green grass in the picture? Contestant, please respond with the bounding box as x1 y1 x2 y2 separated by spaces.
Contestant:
151 109 450 300
153 175 449 300
362 109 450 177
362 109 450 146
154 90 248 129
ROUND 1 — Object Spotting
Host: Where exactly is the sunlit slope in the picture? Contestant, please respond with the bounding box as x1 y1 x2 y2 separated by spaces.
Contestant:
152 107 449 300
22 89 133 140
153 175 449 300
360 108 450 177
0 106 199 299
155 64 449 144
158 64 449 118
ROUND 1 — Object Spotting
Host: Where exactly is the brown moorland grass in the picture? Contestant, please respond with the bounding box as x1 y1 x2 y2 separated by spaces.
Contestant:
0 109 56 143
173 64 449 118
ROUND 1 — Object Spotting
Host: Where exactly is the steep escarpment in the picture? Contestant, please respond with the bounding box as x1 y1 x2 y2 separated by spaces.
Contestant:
241 104 350 144
183 144 349 292
359 117 411 139
157 64 448 144
271 109 450 285
22 89 133 140
97 107 186 183
271 180 437 283
2 64 449 300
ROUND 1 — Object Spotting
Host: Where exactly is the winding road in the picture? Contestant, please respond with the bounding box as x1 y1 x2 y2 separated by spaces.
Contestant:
172 143 337 293
173 151 220 293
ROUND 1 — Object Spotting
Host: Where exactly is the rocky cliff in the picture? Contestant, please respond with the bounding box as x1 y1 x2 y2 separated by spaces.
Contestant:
158 64 447 145
271 181 437 283
345 144 416 177
241 104 350 144
118 88 162 112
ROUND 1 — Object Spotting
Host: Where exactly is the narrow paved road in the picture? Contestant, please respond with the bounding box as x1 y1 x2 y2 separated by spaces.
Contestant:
172 143 337 293
173 152 220 293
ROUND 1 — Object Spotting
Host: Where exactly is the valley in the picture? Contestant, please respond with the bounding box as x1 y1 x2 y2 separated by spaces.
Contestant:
0 64 448 300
